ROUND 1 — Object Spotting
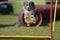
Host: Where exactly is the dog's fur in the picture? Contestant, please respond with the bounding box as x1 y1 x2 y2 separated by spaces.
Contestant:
23 1 36 26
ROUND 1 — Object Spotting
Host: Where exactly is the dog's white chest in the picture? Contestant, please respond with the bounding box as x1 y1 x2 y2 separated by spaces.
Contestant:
24 10 33 18
24 11 29 16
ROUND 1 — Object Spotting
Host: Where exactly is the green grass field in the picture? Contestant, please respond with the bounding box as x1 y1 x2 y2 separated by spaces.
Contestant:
0 0 60 40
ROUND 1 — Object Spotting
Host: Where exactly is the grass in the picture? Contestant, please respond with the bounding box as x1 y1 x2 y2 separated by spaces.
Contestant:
0 14 50 36
53 21 60 40
0 0 50 37
0 27 50 36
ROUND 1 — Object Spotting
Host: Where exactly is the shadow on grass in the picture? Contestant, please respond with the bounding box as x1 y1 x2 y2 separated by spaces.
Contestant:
0 14 18 16
8 14 18 16
0 24 14 27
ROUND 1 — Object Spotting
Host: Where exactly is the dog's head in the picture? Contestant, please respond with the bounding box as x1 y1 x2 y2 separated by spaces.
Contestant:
24 1 35 11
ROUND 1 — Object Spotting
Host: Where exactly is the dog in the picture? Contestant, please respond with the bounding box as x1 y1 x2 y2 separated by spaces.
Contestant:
23 1 37 26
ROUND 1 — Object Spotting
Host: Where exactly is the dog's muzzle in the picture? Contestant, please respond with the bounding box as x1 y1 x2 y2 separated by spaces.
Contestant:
27 6 31 11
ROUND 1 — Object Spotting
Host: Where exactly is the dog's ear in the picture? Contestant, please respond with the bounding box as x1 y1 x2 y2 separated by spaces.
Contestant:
30 2 35 5
24 1 28 6
30 2 35 8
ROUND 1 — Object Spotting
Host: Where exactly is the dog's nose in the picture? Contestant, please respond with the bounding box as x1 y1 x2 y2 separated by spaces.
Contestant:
28 7 29 10
28 7 30 11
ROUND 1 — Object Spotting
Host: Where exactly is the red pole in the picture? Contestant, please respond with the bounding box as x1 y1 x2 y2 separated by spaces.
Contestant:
50 0 52 40
44 0 53 40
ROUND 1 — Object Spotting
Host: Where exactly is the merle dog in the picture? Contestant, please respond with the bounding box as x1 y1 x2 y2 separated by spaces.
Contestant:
23 1 37 26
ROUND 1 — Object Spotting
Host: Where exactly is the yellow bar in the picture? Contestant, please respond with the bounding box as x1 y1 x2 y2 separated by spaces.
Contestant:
0 36 51 38
53 0 58 32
